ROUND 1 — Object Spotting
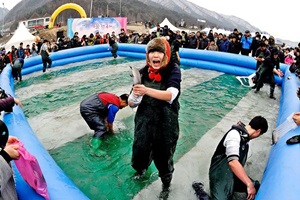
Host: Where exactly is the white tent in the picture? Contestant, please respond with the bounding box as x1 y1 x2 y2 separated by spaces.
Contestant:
149 18 182 33
201 27 211 34
4 22 35 50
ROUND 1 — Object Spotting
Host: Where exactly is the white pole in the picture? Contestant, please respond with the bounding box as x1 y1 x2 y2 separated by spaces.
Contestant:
2 3 4 34
90 0 93 18
107 4 108 17
120 0 122 17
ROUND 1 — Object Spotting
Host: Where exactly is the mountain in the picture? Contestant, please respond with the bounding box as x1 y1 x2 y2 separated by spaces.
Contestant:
143 0 297 47
0 7 9 29
138 0 260 32
4 0 297 47
4 0 258 32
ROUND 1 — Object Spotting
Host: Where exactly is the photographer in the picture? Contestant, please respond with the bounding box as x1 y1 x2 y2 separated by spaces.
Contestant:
0 88 23 113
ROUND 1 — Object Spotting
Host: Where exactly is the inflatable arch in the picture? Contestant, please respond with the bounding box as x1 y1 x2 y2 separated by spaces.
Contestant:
48 3 87 29
1 44 294 199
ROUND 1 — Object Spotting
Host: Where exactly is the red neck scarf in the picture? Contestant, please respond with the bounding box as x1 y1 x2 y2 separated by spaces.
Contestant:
148 67 162 82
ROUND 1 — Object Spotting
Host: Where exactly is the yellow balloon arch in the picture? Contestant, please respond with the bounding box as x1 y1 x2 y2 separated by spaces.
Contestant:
48 3 87 29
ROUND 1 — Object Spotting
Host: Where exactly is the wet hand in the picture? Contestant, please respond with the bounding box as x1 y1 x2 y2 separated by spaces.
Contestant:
7 136 19 145
14 98 23 108
4 144 20 160
278 70 284 77
293 112 300 126
246 183 256 200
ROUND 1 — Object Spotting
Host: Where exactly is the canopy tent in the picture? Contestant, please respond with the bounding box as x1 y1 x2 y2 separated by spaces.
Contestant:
201 27 211 34
149 18 182 33
4 22 35 51
201 27 232 36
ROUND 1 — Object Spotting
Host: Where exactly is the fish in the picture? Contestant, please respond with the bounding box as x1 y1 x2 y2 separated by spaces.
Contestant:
130 66 141 85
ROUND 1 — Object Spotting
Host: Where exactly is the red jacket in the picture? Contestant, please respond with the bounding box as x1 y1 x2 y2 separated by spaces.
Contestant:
98 92 120 108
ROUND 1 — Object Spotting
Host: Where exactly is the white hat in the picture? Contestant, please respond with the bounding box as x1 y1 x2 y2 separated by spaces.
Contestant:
289 51 296 59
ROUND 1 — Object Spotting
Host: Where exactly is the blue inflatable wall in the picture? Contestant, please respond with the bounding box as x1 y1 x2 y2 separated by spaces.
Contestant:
0 67 89 200
0 43 292 199
256 68 300 200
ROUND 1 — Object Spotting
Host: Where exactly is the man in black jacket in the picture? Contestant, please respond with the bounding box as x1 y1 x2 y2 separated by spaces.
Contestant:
253 49 284 99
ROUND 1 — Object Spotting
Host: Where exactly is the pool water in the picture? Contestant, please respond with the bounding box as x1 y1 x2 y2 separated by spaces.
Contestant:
16 57 250 200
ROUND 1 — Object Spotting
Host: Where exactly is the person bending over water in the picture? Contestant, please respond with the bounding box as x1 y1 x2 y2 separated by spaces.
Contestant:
80 92 128 156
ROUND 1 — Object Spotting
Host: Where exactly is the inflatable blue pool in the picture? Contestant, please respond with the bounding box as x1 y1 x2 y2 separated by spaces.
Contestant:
0 43 296 200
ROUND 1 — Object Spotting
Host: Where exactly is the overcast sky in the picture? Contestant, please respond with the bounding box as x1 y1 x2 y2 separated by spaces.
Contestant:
187 0 299 42
2 0 20 10
5 0 299 42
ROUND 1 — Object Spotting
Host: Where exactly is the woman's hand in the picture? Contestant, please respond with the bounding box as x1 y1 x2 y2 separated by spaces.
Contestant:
133 84 147 96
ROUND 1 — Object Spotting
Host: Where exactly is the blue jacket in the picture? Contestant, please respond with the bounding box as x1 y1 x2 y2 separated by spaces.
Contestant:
220 39 229 52
241 36 253 50
17 48 25 59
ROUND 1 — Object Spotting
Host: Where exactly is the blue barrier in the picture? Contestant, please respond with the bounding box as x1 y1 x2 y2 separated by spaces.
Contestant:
0 66 89 200
0 43 293 199
256 68 300 200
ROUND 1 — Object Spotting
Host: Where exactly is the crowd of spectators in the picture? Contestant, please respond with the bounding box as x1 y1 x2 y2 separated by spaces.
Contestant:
1 24 300 76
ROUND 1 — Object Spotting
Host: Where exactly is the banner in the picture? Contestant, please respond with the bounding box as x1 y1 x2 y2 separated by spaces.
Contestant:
67 17 127 38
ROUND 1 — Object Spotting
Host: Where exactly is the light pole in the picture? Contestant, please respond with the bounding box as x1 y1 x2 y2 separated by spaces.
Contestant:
119 0 122 17
197 19 206 30
2 3 4 34
106 4 108 17
90 0 93 18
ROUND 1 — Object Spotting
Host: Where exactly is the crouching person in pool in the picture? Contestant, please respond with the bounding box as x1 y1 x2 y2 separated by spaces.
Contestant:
80 92 128 156
209 116 268 200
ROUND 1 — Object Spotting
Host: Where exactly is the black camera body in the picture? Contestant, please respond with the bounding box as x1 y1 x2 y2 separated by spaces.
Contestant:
0 88 8 99
295 68 300 78
0 88 12 113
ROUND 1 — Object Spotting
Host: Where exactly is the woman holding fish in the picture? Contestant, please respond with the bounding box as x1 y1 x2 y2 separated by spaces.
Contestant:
128 37 181 198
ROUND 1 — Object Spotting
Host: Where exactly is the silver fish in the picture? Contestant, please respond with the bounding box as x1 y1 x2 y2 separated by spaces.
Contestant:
130 66 141 85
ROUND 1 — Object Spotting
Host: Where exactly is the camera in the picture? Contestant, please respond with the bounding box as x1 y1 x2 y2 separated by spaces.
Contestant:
0 88 8 99
0 88 12 113
295 68 300 78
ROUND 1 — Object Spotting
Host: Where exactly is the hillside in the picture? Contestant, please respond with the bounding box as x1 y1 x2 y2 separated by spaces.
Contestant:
2 0 297 47
5 0 257 34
